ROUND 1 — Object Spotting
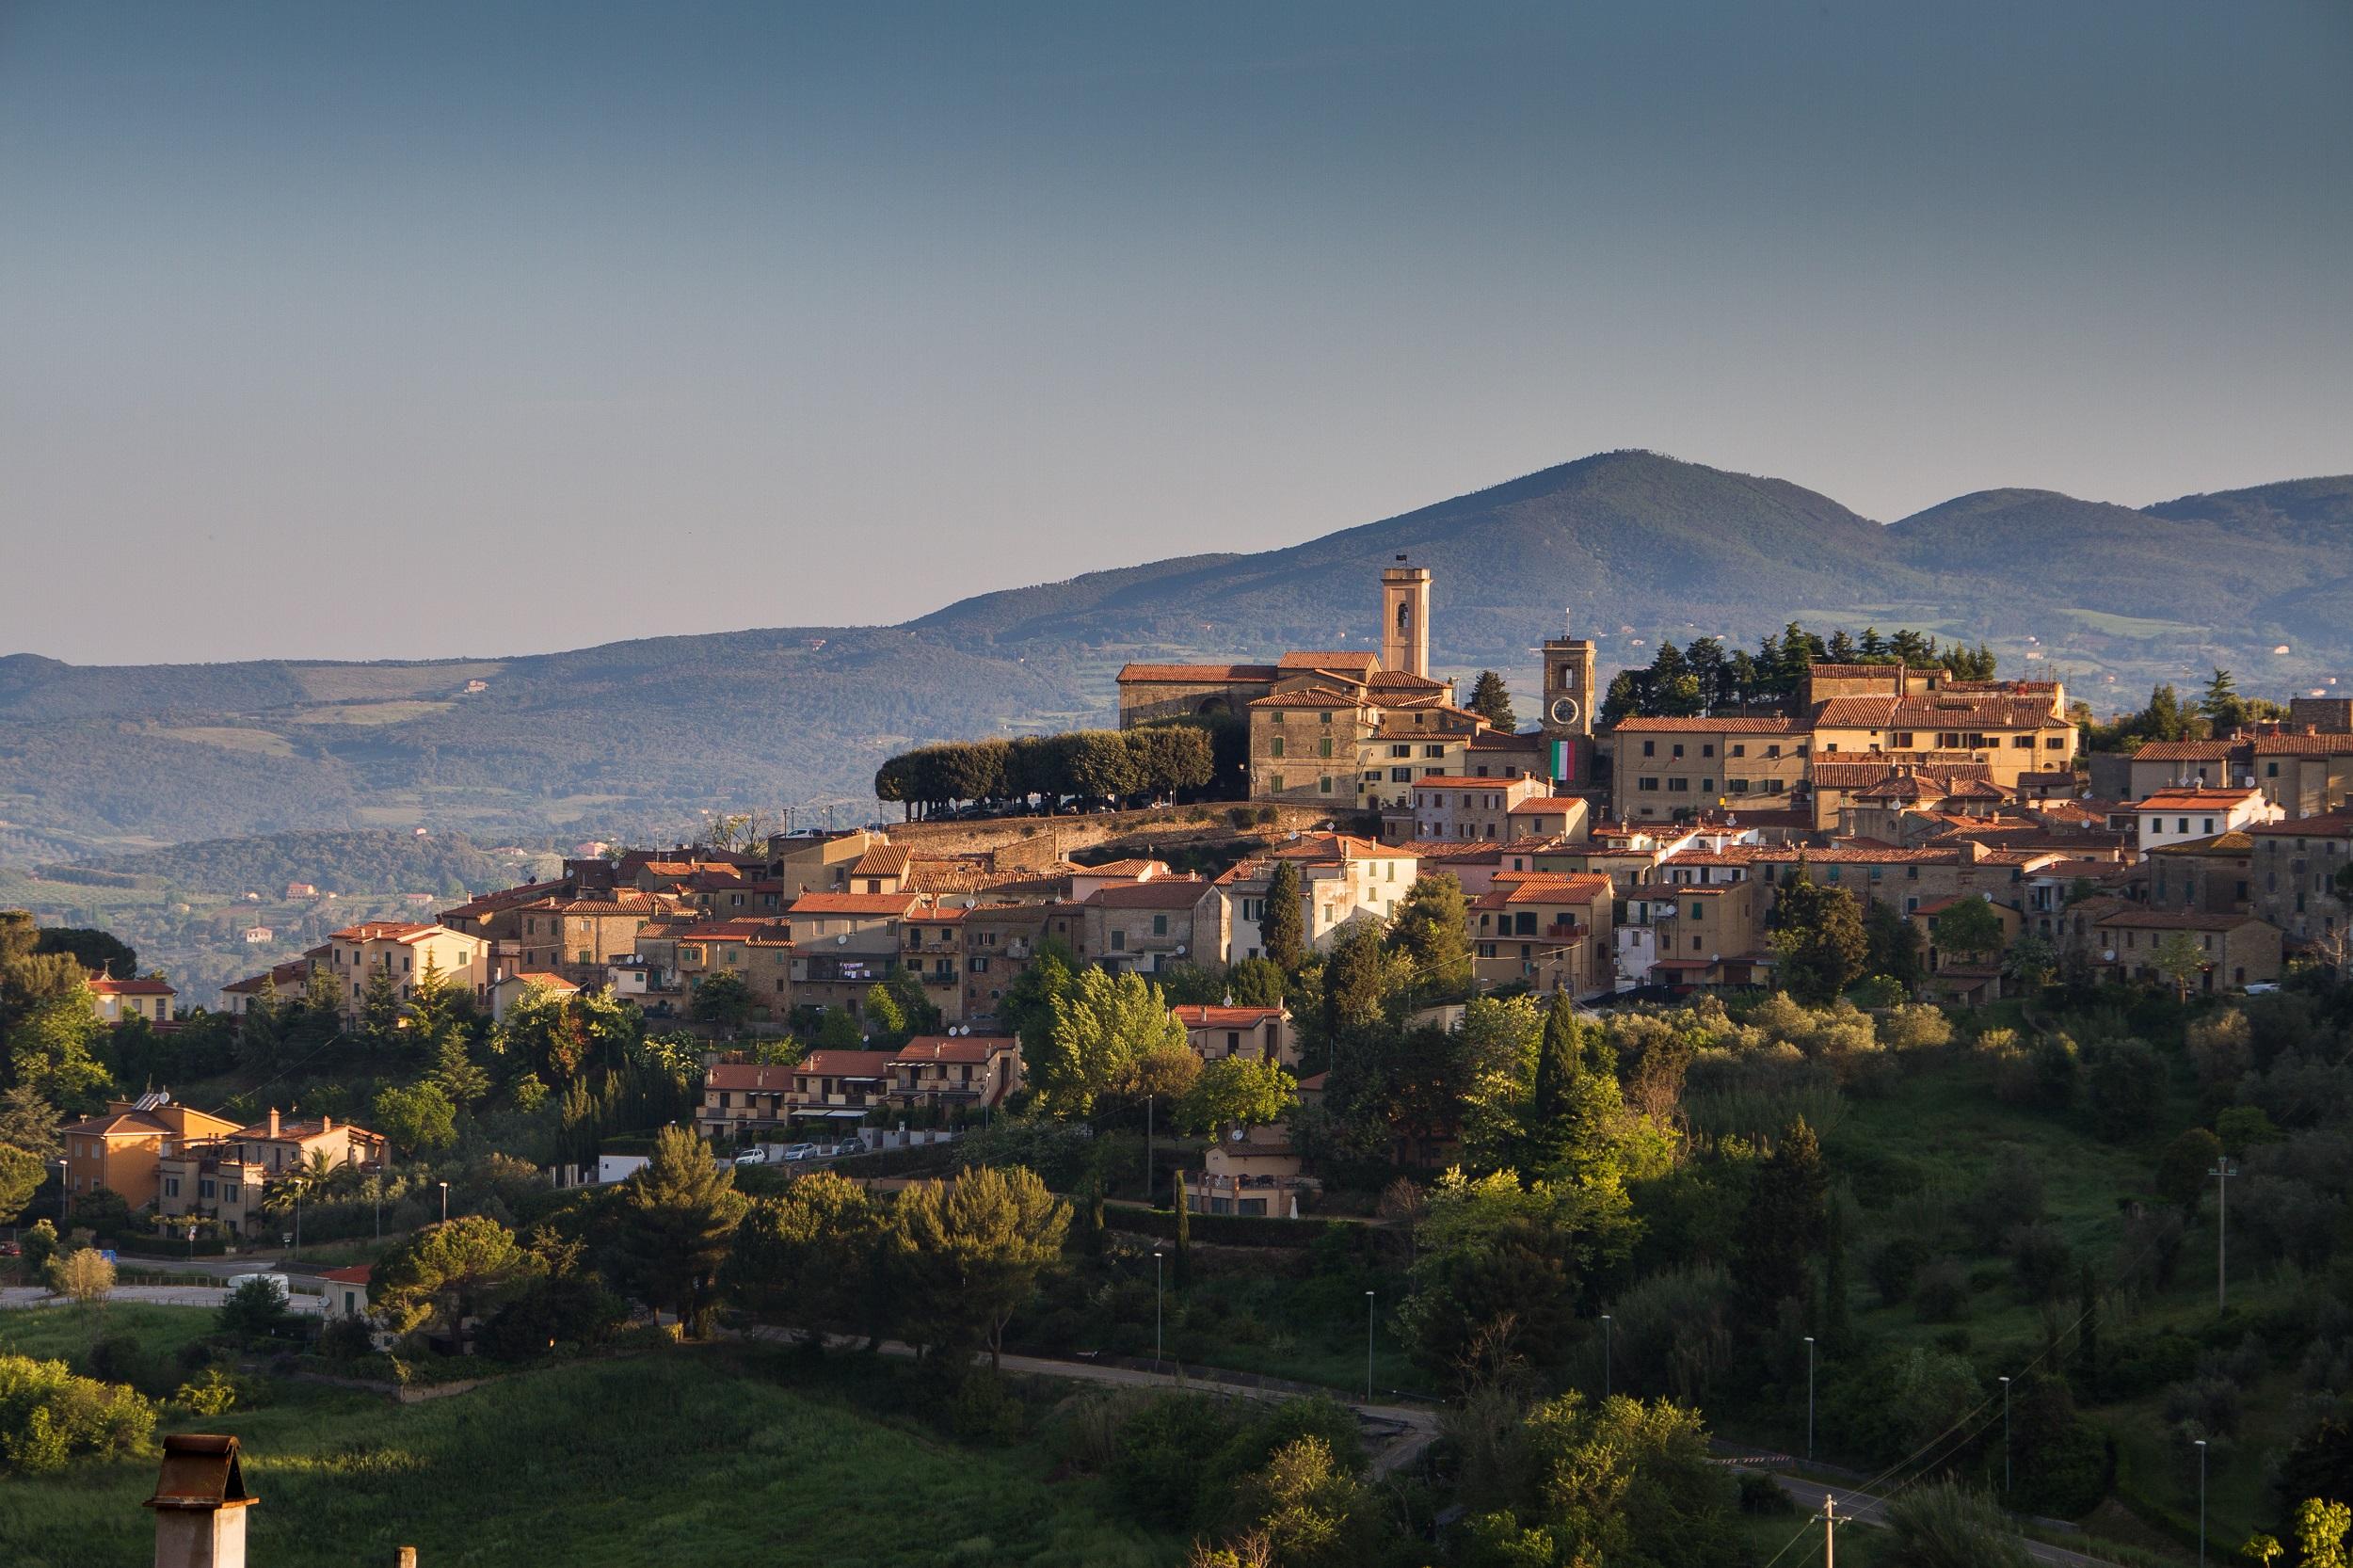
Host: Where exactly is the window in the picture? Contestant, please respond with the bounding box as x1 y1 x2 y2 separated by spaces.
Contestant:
1152 914 1169 936
1319 776 1334 794
1270 774 1285 792
1672 744 1685 760
1390 767 1411 782
200 1179 216 1200
1729 779 1749 793
2012 735 2033 748
1111 931 1126 951
1667 778 1689 792
1642 741 1656 758
1270 736 1285 759
1731 744 1746 758
1766 744 1781 758
1318 712 1332 725
1317 736 1334 759
2267 761 2280 777
1701 744 1715 758
1390 744 1411 758
1637 776 1659 792
164 1176 180 1198
1892 732 1913 748
1424 744 1444 758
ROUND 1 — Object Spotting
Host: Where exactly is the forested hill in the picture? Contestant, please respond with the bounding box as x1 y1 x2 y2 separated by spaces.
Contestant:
33 830 536 900
1 452 2348 856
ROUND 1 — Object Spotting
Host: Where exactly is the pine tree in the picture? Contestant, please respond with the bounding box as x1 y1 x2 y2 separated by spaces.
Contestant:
1261 861 1306 973
1821 1194 1854 1354
615 1126 746 1336
1732 1118 1828 1332
1466 671 1516 731
1173 1168 1192 1290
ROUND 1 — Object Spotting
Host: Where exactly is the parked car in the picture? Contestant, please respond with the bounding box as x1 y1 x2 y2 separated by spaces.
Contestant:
781 1143 820 1161
732 1149 769 1166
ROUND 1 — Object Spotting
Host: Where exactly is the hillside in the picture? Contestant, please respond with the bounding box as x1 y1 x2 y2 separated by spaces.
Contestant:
2 451 2349 857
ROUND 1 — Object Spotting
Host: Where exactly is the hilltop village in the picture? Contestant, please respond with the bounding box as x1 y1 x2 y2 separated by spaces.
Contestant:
8 565 2353 1568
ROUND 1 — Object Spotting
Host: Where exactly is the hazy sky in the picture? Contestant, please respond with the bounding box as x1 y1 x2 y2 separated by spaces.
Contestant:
4 1 2348 665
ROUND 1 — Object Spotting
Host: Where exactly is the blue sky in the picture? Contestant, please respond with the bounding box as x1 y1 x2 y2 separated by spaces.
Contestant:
3 1 2348 664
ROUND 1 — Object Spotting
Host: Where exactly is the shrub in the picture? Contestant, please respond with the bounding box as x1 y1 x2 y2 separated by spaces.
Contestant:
949 1368 1028 1444
1110 1393 1244 1529
1738 1470 1796 1515
1913 1257 1970 1323
174 1368 239 1417
1959 1163 2045 1253
1867 1234 1928 1306
316 1316 376 1362
0 1354 157 1473
2083 1039 2165 1141
2007 1224 2074 1304
217 1276 296 1341
87 1334 149 1391
2102 1331 2200 1400
1823 1346 1981 1461
2162 1375 2244 1438
1883 1480 2035 1568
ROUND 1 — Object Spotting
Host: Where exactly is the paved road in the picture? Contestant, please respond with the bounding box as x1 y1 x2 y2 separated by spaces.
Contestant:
0 1284 325 1315
741 1325 1440 1476
1758 1473 2118 1567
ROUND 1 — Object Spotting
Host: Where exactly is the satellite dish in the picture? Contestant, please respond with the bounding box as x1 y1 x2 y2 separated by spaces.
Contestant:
836 935 848 945
1176 945 1187 956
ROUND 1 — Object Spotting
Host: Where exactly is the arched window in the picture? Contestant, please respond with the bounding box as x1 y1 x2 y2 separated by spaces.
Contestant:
1396 600 1412 633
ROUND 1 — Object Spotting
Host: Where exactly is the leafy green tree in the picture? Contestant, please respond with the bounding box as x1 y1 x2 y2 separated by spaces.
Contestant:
1767 872 1870 1003
371 1215 529 1339
1456 995 1544 1176
1225 1434 1372 1568
1931 897 2007 965
1731 1118 1827 1330
0 1352 156 1472
689 969 755 1032
0 1144 41 1226
0 1084 60 1161
216 1275 296 1340
724 1170 889 1346
1522 996 1627 1184
1466 672 1516 731
371 1080 457 1161
613 1126 746 1334
2151 931 2211 1001
2002 932 2059 993
46 1246 114 1307
1261 861 1305 973
1320 922 1394 1055
1865 902 1924 992
1458 1391 1735 1566
7 984 111 1110
1387 874 1473 1000
492 982 590 1085
1033 968 1187 1115
1176 1055 1297 1134
357 967 404 1057
1225 957 1286 1007
2155 1128 2223 1211
891 1164 1070 1369
2202 667 2247 733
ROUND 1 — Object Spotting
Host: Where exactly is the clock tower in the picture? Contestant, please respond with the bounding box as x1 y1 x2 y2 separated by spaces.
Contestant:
1541 635 1596 740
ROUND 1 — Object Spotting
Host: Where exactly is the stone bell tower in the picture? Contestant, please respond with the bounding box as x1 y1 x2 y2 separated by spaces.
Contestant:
1542 630 1596 739
1380 557 1431 679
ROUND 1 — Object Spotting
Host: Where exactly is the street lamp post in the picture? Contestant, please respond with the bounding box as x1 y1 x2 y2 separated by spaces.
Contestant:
439 1181 449 1224
1153 1251 1164 1368
1999 1376 2011 1494
1364 1290 1376 1402
1600 1314 1613 1400
2195 1437 2208 1567
1804 1336 1817 1463
2207 1159 2237 1314
55 1158 69 1222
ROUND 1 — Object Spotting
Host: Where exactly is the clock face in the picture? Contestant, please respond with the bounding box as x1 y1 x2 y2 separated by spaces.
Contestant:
1549 696 1580 726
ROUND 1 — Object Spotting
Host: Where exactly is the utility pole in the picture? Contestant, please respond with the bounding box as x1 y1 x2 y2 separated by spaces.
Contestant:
2207 1159 2236 1313
1144 1096 1154 1198
1600 1314 1612 1400
1153 1251 1164 1368
1364 1289 1376 1401
1817 1494 1841 1568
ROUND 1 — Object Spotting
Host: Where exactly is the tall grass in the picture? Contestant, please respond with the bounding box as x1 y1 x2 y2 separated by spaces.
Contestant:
0 1350 1177 1568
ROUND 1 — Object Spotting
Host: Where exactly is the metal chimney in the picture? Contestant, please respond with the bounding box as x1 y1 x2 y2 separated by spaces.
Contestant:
145 1433 256 1568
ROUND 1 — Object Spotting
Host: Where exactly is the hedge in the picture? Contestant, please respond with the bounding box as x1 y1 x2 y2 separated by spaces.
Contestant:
1105 1205 1338 1249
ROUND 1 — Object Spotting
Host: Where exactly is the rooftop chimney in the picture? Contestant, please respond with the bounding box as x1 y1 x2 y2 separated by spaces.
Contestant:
265 1108 280 1138
320 1114 332 1134
145 1433 256 1568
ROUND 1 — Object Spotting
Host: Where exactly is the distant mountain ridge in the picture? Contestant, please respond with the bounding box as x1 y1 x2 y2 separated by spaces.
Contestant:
2 451 2348 856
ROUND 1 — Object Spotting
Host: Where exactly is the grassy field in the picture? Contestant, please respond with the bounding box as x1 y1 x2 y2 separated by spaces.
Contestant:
0 1326 1176 1568
0 1303 219 1371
